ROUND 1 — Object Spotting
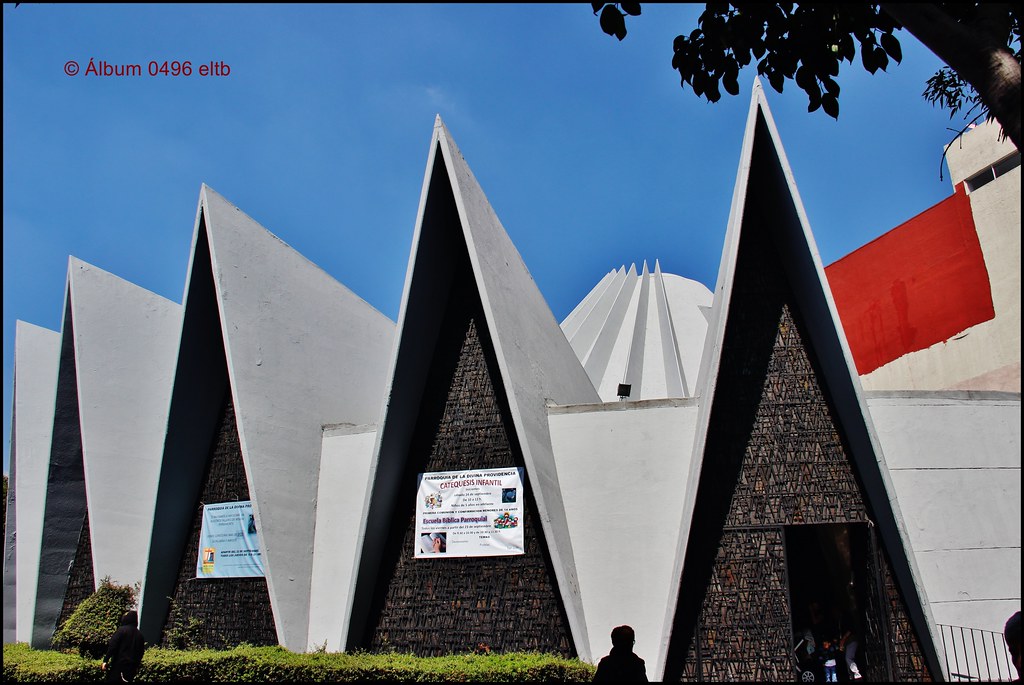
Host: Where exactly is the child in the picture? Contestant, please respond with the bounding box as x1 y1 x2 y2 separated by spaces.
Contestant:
819 638 839 683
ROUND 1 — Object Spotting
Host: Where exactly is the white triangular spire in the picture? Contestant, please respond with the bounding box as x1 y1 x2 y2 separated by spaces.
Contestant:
141 185 394 651
348 118 599 658
660 77 941 679
67 258 181 597
6 322 60 644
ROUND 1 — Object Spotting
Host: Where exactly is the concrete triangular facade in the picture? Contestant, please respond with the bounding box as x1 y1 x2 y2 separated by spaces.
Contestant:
69 259 181 592
346 117 600 658
139 185 395 651
27 259 180 648
2 322 60 644
660 81 942 680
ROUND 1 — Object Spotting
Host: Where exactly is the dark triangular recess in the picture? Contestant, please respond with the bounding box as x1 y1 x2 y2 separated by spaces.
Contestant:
355 150 574 657
663 111 934 682
32 293 89 648
140 213 276 649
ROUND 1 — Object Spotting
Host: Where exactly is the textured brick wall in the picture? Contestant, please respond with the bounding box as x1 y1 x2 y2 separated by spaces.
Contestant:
671 219 931 681
54 512 95 636
160 393 277 649
365 264 573 657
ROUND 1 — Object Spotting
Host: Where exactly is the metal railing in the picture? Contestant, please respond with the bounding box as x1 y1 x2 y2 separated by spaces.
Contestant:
937 623 1015 682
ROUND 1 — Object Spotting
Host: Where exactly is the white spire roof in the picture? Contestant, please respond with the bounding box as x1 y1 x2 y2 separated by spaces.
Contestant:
562 262 712 401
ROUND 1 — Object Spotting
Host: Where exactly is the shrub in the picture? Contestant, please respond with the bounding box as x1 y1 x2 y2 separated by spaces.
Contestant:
3 642 101 683
3 643 598 682
163 607 205 651
51 577 137 658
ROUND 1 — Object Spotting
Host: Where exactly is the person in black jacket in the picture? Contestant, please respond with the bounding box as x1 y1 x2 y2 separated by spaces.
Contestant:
1006 611 1021 683
593 625 648 682
101 610 146 683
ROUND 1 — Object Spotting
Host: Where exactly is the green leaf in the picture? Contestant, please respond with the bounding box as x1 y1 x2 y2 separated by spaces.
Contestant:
706 78 722 102
768 70 784 93
691 71 707 97
599 4 627 40
807 89 822 112
705 2 729 17
795 65 814 90
839 34 855 62
723 73 739 95
821 92 839 119
723 62 739 95
861 44 878 74
873 45 889 71
880 32 902 63
621 2 641 17
752 39 766 60
591 2 605 14
775 49 797 76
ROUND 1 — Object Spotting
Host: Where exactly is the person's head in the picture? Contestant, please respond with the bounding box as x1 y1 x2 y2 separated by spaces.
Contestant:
1005 611 1021 676
120 610 139 628
610 625 635 651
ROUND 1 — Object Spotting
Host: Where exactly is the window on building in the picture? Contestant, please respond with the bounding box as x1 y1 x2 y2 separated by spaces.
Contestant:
965 151 1021 193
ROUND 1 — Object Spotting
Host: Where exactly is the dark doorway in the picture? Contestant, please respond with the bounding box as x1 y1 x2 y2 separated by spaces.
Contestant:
786 523 873 682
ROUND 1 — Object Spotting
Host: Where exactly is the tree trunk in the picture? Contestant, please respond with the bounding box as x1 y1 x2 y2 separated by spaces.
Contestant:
881 3 1021 151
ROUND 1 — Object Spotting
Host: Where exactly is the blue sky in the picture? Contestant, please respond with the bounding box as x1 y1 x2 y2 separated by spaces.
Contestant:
3 4 961 475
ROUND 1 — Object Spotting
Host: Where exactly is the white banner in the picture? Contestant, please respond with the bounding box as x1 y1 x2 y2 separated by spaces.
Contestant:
414 467 525 558
195 500 265 578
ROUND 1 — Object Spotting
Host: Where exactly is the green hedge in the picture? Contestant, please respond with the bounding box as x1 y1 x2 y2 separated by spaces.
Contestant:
51 577 137 657
3 643 597 682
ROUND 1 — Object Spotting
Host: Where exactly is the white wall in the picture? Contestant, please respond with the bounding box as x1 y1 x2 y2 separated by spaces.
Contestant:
308 425 377 652
11 323 61 643
867 392 1021 633
946 120 1018 188
548 399 700 674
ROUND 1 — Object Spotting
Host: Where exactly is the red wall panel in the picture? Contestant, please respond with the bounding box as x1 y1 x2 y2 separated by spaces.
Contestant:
826 184 995 375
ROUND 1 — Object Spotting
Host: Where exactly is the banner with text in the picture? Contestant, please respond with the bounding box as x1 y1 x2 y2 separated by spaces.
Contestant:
415 467 525 558
195 500 265 578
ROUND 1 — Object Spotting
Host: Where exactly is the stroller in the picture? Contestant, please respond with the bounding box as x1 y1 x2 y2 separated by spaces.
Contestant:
792 631 836 682
792 634 820 682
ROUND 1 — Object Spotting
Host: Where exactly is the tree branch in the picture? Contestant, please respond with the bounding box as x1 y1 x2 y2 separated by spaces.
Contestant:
880 3 1020 150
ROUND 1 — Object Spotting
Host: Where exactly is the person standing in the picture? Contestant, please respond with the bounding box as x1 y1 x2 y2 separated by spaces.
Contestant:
593 625 648 682
837 607 863 680
1006 611 1021 683
101 610 146 683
